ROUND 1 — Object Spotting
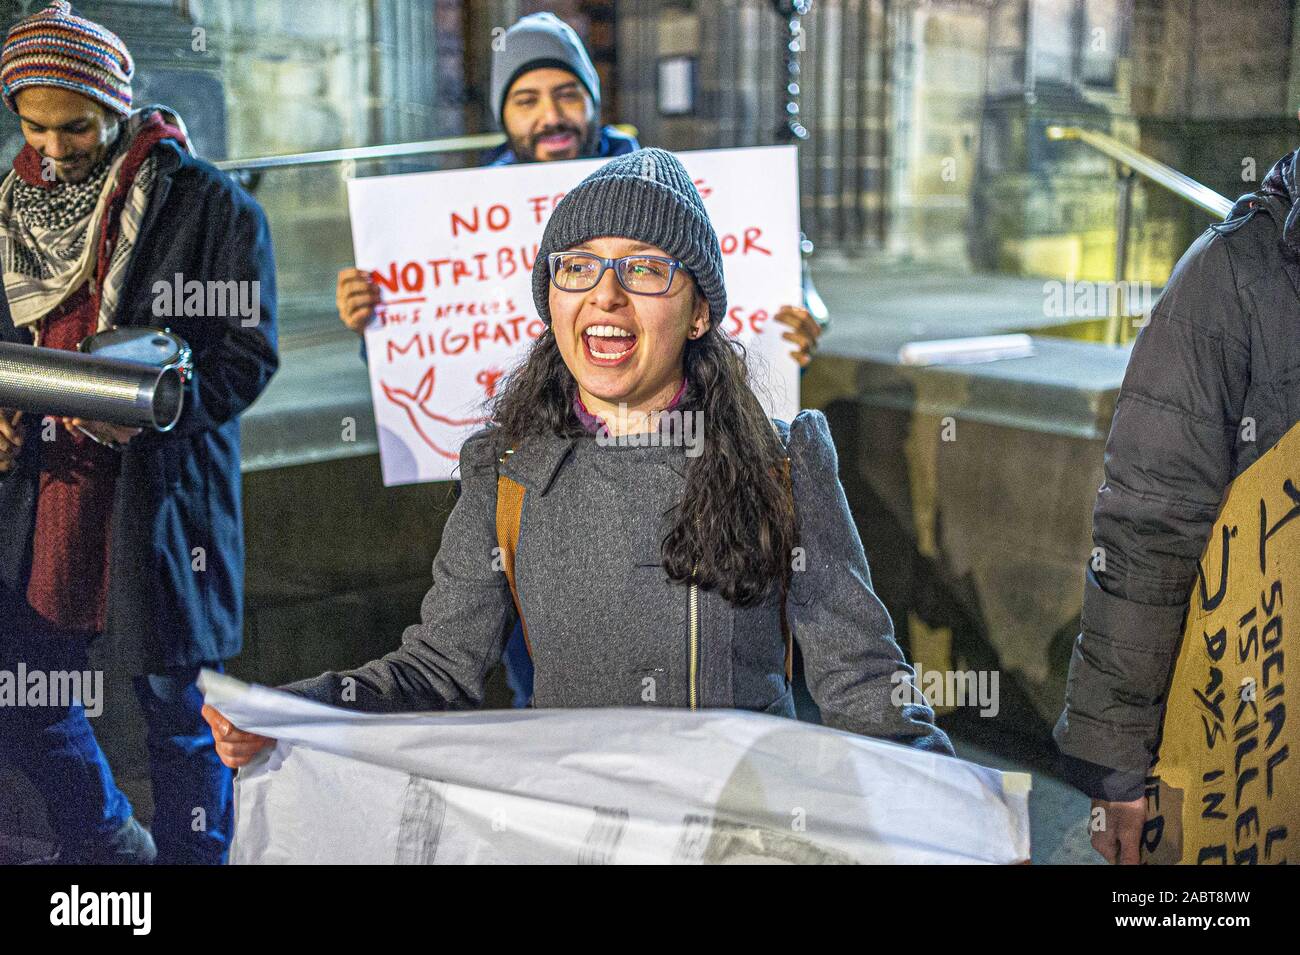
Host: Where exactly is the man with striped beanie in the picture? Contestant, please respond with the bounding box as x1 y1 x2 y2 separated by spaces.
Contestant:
0 2 279 865
1 0 133 127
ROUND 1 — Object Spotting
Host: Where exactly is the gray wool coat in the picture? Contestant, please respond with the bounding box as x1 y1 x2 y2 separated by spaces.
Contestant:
281 409 953 755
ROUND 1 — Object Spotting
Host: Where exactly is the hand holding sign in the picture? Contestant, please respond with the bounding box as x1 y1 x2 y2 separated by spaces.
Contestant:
337 267 381 334
775 304 820 367
1091 796 1145 865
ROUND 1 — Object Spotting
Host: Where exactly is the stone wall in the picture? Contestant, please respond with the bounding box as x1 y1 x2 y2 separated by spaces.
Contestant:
1130 0 1298 278
887 1 993 264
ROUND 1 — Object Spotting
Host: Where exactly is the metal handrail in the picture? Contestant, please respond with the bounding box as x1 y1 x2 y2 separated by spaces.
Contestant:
1046 125 1234 346
1045 125 1232 218
213 124 643 173
213 132 507 173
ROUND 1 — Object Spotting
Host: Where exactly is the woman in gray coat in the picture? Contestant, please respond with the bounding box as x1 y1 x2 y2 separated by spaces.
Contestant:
205 149 951 766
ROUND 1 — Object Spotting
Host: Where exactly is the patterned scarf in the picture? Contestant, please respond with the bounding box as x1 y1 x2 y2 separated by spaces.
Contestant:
0 107 181 343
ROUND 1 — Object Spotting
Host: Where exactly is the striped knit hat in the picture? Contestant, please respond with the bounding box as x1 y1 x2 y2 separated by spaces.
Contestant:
1 2 133 116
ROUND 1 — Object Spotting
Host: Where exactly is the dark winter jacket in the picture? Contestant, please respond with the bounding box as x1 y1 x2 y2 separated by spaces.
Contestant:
282 410 953 754
0 138 278 671
1055 149 1300 800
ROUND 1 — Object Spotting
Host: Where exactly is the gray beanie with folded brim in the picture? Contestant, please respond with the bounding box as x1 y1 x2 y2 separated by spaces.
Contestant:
491 12 600 127
532 147 727 328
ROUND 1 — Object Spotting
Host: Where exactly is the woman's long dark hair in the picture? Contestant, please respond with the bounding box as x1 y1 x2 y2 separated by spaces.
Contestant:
491 299 797 608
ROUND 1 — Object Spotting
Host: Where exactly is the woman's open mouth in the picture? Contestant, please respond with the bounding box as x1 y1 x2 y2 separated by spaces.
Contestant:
582 324 637 367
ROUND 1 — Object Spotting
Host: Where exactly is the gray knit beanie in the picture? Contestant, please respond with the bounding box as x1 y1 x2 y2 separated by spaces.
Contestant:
490 13 600 128
532 148 727 328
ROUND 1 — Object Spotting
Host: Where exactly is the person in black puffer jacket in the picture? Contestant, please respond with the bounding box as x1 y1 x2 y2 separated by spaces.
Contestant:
1055 148 1300 864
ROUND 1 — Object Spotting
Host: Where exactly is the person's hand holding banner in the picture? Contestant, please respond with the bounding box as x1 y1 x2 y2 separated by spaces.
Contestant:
202 704 276 769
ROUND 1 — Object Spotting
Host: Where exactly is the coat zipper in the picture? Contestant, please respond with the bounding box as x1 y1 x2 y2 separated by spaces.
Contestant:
688 566 700 710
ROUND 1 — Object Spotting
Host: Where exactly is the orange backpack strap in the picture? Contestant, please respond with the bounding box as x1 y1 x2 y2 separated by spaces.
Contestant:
495 447 533 657
780 456 794 684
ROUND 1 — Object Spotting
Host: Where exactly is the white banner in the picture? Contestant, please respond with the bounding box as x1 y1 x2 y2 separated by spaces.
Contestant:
348 146 803 485
202 672 1032 865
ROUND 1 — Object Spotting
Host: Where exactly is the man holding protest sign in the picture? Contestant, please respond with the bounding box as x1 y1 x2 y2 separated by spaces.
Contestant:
333 12 823 710
336 13 641 340
338 12 823 370
1055 147 1300 863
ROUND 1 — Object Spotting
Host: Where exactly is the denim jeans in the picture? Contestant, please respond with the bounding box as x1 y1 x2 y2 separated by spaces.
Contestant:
0 596 232 864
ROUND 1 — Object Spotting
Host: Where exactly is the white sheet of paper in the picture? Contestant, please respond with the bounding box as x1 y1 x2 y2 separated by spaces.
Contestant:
348 145 803 486
202 671 1031 865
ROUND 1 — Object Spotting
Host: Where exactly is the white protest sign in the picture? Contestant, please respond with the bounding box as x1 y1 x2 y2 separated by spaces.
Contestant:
348 145 802 485
201 672 1032 865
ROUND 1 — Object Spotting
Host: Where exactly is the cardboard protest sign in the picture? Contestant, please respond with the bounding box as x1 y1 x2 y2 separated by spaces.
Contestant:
347 146 802 485
1143 421 1300 864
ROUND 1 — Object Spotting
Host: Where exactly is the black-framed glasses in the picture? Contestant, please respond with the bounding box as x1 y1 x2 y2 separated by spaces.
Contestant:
548 251 685 296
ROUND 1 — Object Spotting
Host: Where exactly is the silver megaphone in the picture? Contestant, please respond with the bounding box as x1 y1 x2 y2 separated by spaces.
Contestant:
0 336 186 432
